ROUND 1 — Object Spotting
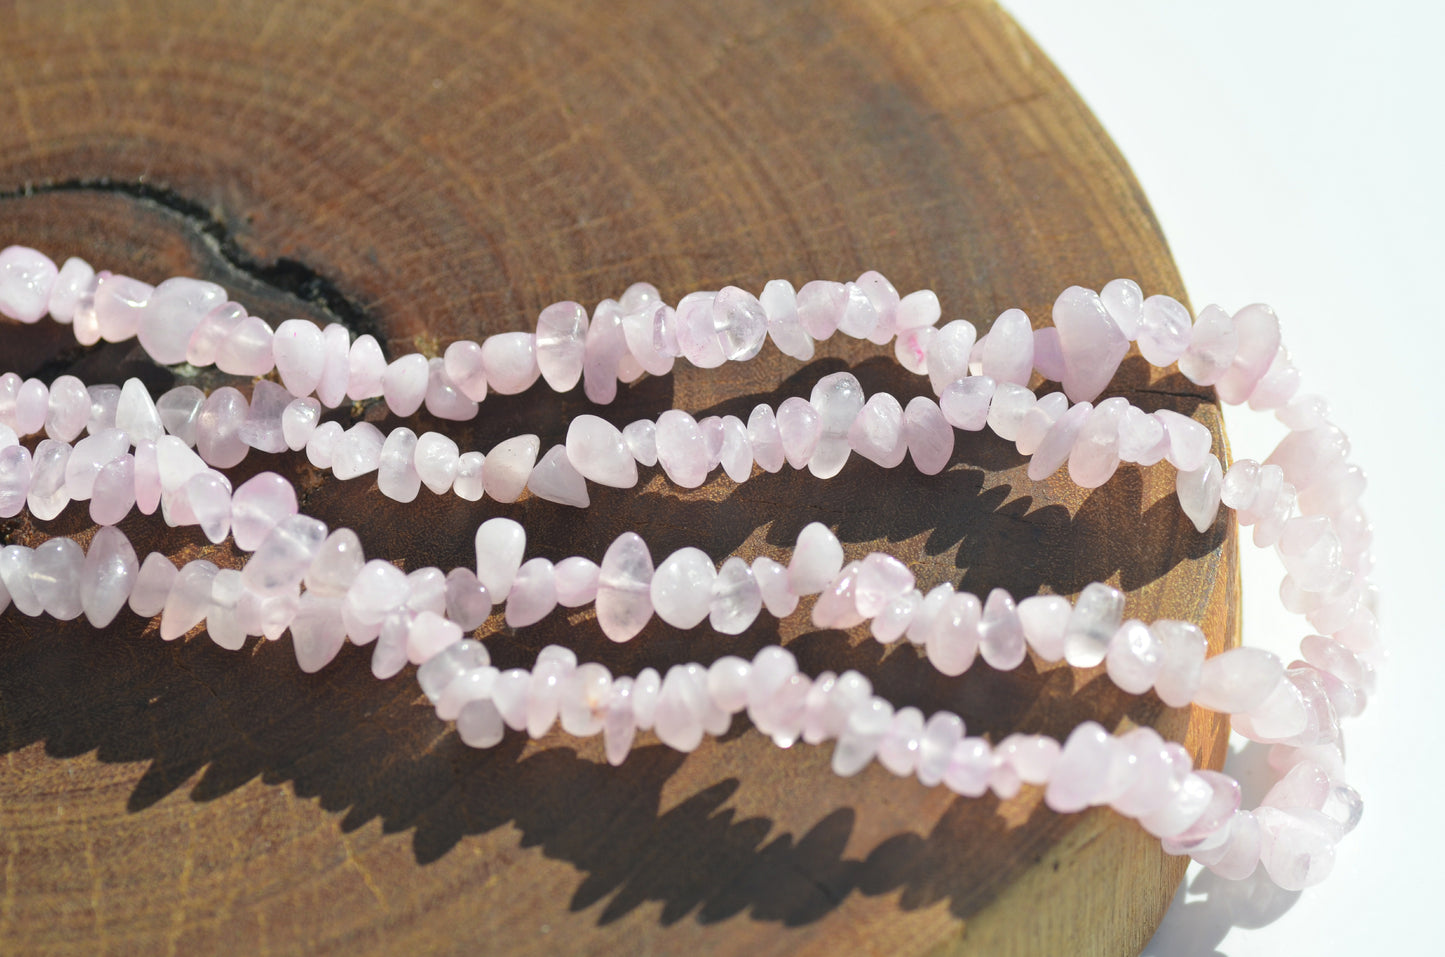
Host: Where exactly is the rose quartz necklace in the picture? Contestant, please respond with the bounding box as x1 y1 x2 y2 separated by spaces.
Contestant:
0 243 1375 893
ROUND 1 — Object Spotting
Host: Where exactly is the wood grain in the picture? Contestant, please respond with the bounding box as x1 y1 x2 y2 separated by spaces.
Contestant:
0 1 1238 954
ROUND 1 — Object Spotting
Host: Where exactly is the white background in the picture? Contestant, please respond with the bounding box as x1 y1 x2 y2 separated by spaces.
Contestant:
998 2 1443 954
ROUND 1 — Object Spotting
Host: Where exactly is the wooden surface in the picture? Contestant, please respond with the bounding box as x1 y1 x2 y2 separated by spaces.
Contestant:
0 1 1238 955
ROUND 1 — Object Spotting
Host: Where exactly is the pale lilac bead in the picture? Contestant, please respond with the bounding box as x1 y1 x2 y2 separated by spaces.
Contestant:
453 451 485 501
278 397 318 452
1028 400 1092 482
2 373 26 431
911 710 963 787
1232 461 1279 524
330 421 384 480
848 392 906 468
1000 733 1061 786
708 656 753 714
650 547 716 629
788 522 844 596
550 556 597 609
1177 303 1238 386
906 583 953 645
79 526 139 628
1017 593 1069 661
900 396 952 476
1202 810 1262 880
26 439 71 521
1171 770 1243 850
1044 721 1113 813
446 339 494 405
1140 767 1214 839
344 559 411 626
304 420 342 469
0 246 58 322
1107 728 1175 817
894 325 936 375
424 357 477 421
558 661 612 736
482 434 539 503
1247 345 1300 411
381 353 428 416
0 545 42 615
811 561 866 629
1136 294 1192 366
595 532 653 642
583 299 629 402
440 568 490 630
504 558 556 628
1153 620 1208 708
346 334 387 401
155 435 207 524
133 439 160 515
527 444 590 507
474 517 526 600
1030 327 1065 381
89 454 136 526
925 591 981 676
64 428 127 500
831 696 893 777
287 592 346 673
711 285 768 360
1155 409 1211 472
671 291 723 369
93 274 154 343
184 469 233 543
895 288 940 330
874 706 923 776
776 397 821 469
793 279 844 340
1265 425 1349 493
1277 393 1332 432
620 298 674 377
1068 397 1126 489
195 387 250 468
304 528 365 598
1106 619 1164 694
127 552 177 618
938 376 994 431
654 409 708 488
622 419 658 468
44 376 90 443
159 559 218 640
535 301 588 391
833 281 879 340
566 414 637 488
1216 303 1282 405
981 309 1034 385
31 538 85 620
752 555 798 618
1063 582 1124 668
113 378 164 444
925 319 978 394
1297 461 1366 518
759 278 813 360
1014 391 1068 456
653 664 711 752
377 427 421 502
239 380 290 454
855 270 899 343
978 588 1026 671
15 378 48 435
1177 454 1224 533
410 431 459 495
854 553 914 618
47 256 95 323
808 372 864 479
1256 806 1337 890
1100 278 1143 339
241 513 327 599
1117 404 1166 464
273 320 327 397
81 384 119 437
154 385 204 447
216 315 276 376
871 590 920 644
942 737 993 797
710 557 762 634
186 302 243 366
986 382 1036 442
140 278 226 364
1053 286 1129 403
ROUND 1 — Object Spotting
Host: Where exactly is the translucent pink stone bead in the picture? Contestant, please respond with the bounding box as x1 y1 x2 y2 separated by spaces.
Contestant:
481 433 538 503
127 552 177 618
1100 278 1143 339
114 377 164 444
0 246 59 322
717 415 752 483
535 301 588 391
1139 768 1213 839
854 553 914 619
506 558 557 628
376 353 426 417
0 545 41 615
1052 286 1129 403
1063 582 1124 668
848 392 906 468
894 288 940 331
139 278 226 365
132 439 161 515
617 419 656 469
1176 454 1224 533
1014 391 1068 456
377 427 421 502
925 592 981 676
527 444 590 507
894 325 936 374
27 439 71 521
473 517 525 601
752 555 798 618
1215 303 1281 405
654 410 708 488
985 383 1035 442
915 711 965 787
978 588 1026 670
45 376 90 443
449 451 483 501
596 532 654 642
808 372 864 479
344 334 387 401
217 315 276 376
759 278 813 360
239 380 290 454
423 357 477 421
94 274 154 343
185 469 233 543
877 706 925 776
651 547 716 629
926 319 978 394
788 522 843 596
480 331 540 395
811 561 865 629
78 526 138 628
939 376 995 431
1155 409 1211 472
14 378 47 436
548 556 596 609
981 308 1034 385
1027 400 1091 481
31 537 85 620
710 557 761 634
1202 810 1262 880
1247 346 1301 411
412 431 460 495
832 696 893 777
330 422 384 480
900 396 952 476
187 302 242 366
195 386 250 468
834 281 879 341
161 559 218 640
565 414 637 488
776 397 821 469
48 256 95 323
795 279 845 340
1178 303 1238 386
0 445 24 520
1044 721 1112 812
1117 404 1166 464
1106 619 1163 694
583 299 629 402
1256 806 1336 890
64 428 128 500
241 514 327 599
288 592 347 672
711 285 768 360
1152 619 1208 708
1136 294 1192 366
1068 396 1126 488
229 471 298 552
89 454 136 526
155 385 204 447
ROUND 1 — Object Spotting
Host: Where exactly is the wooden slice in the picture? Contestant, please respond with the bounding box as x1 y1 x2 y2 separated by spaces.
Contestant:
0 1 1238 954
